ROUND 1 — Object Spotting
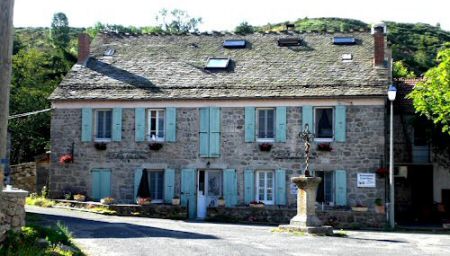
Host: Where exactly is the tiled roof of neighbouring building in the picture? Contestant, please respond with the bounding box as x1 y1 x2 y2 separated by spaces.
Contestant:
49 32 391 100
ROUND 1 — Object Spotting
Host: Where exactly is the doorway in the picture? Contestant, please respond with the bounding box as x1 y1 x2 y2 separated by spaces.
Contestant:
197 170 222 219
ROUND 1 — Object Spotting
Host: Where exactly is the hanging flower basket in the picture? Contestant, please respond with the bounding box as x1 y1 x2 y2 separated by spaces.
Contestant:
137 197 152 205
149 142 163 151
376 167 388 177
59 154 73 164
317 143 332 151
94 142 107 150
259 143 272 152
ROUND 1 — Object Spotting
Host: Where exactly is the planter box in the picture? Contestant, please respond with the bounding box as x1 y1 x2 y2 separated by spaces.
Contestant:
172 198 180 206
352 207 368 212
249 204 264 208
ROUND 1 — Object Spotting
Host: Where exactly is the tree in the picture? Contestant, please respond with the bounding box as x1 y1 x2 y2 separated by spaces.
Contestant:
51 12 70 49
408 46 450 134
393 61 415 78
234 21 254 34
156 9 202 33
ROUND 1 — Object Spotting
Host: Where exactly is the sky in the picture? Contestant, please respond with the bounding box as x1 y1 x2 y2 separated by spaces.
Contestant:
13 0 450 31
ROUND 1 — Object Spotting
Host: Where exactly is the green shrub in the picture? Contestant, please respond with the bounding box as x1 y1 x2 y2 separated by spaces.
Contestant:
26 196 55 208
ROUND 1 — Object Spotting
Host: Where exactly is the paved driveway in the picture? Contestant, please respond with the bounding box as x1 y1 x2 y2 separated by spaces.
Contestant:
26 206 450 256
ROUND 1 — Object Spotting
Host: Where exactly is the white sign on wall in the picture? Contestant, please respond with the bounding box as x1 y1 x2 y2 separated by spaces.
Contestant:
357 173 376 188
290 183 298 195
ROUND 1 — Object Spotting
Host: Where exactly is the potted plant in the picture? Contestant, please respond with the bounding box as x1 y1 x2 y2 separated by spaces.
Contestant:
376 167 388 178
100 196 115 205
94 142 107 150
172 195 180 206
64 192 72 200
149 142 163 151
59 154 73 164
137 197 151 205
352 202 368 212
259 143 272 152
374 198 385 214
317 143 332 152
73 194 86 202
249 200 265 208
218 196 226 207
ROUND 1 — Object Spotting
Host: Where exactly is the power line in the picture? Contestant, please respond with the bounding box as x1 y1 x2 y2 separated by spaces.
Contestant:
8 108 51 120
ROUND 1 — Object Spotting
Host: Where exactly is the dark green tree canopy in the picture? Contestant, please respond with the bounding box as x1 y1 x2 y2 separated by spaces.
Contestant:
51 12 70 49
234 21 255 34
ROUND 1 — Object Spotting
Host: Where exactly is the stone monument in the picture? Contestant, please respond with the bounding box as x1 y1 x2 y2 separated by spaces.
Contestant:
279 124 333 235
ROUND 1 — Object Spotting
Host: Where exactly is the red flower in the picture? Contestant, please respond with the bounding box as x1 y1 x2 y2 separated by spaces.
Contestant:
59 154 73 164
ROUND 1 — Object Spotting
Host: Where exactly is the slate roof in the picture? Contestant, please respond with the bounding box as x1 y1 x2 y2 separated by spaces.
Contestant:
49 32 391 101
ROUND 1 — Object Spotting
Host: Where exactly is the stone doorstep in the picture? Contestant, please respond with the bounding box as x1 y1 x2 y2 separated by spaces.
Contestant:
278 224 334 236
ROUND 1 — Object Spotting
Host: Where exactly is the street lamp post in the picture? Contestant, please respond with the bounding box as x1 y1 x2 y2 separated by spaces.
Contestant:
388 85 397 229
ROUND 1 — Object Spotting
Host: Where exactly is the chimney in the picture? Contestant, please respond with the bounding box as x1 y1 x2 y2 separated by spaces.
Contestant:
77 33 91 65
371 22 387 67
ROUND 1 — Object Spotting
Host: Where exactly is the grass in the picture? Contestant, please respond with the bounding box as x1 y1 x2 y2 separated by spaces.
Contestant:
88 206 117 215
26 195 55 208
0 220 85 256
271 227 306 236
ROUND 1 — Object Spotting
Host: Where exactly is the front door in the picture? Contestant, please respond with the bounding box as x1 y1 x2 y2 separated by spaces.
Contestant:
197 170 222 219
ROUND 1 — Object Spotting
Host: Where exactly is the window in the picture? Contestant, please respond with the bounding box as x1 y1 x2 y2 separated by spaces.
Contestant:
332 37 356 45
148 109 165 141
316 171 335 205
205 58 230 69
315 107 334 140
148 170 164 203
256 170 274 205
95 109 112 140
223 40 247 48
257 108 275 141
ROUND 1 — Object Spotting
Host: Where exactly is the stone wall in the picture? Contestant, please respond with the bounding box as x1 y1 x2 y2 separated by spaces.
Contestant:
50 105 385 208
207 206 386 229
10 162 36 193
0 190 28 242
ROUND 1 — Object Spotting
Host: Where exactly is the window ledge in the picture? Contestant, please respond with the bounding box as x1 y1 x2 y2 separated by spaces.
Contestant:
314 138 334 143
256 139 275 143
94 138 112 142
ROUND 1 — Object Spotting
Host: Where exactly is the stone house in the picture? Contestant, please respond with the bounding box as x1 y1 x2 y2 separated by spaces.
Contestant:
48 24 391 220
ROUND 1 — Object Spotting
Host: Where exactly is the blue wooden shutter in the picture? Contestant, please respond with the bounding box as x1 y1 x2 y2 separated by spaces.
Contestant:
134 168 143 200
302 106 313 132
335 105 346 142
100 170 111 198
181 169 197 219
92 170 101 200
209 107 221 157
81 108 93 142
335 170 347 206
275 169 286 205
164 168 175 203
135 108 146 142
223 169 238 207
199 108 210 157
245 107 255 142
112 108 122 141
244 169 254 204
276 107 287 142
165 107 176 142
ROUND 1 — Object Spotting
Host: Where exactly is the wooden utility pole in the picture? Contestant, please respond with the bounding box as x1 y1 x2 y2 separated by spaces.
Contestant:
0 0 15 191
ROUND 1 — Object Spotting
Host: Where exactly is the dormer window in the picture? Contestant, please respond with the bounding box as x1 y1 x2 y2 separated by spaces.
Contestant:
205 58 231 69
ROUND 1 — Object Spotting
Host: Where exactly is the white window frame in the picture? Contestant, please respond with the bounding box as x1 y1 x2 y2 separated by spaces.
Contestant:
255 170 275 205
147 109 165 142
316 171 335 205
94 109 113 142
147 170 164 204
256 108 276 142
314 107 334 142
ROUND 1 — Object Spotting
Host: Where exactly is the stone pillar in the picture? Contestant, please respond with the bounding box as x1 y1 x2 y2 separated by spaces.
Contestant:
279 176 333 235
0 189 28 242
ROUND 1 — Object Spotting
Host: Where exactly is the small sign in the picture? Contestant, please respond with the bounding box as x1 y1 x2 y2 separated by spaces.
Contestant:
290 183 298 195
357 173 376 188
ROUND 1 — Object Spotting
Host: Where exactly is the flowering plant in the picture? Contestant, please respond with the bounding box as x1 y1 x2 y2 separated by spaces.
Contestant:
249 200 265 205
59 154 73 164
137 197 152 205
259 143 272 152
317 143 332 151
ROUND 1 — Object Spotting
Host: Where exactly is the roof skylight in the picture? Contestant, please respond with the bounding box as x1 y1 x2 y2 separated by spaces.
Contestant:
332 37 356 45
223 40 247 48
104 48 115 56
278 37 302 47
205 58 231 69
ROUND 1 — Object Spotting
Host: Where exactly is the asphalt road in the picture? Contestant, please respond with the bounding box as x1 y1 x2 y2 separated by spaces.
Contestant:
26 206 450 256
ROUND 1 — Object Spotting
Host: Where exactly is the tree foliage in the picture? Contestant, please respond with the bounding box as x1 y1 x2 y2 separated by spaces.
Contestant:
408 46 450 134
156 9 202 33
235 21 254 34
51 12 70 49
393 61 415 78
